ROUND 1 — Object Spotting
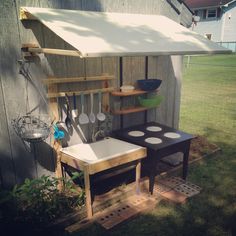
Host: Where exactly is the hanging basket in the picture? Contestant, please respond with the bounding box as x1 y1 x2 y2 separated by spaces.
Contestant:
12 115 51 143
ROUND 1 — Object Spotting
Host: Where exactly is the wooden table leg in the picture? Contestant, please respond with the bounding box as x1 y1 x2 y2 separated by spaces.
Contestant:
84 167 93 219
135 160 141 194
54 140 63 191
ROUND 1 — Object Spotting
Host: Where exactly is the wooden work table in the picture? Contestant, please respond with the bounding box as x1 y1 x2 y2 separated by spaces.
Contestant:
60 138 147 218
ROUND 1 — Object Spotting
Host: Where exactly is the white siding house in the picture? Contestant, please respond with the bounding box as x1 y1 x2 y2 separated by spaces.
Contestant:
184 0 236 51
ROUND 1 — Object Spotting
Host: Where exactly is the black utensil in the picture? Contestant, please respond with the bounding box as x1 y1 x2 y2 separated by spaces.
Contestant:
65 94 72 129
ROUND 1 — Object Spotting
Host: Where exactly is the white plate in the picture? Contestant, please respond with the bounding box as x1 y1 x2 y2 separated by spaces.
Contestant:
164 132 181 139
145 137 162 144
146 126 162 132
128 131 145 137
120 85 135 92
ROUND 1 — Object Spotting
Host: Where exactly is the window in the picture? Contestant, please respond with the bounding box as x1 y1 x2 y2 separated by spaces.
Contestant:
207 9 217 18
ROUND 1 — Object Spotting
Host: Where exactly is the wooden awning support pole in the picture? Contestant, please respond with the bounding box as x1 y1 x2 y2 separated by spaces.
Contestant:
21 44 83 58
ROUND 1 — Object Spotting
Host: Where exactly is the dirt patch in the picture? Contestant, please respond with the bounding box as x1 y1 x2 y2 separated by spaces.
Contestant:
189 135 219 161
157 135 219 173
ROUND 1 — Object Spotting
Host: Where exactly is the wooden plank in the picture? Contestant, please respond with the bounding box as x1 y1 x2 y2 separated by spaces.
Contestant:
47 87 114 98
135 160 141 194
27 47 83 57
112 106 149 115
48 83 63 190
60 153 86 171
88 148 146 174
54 140 63 190
43 75 114 84
20 7 37 20
111 90 147 96
48 84 59 121
84 165 93 219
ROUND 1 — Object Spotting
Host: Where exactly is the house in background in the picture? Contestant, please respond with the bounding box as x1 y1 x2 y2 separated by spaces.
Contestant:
184 0 236 52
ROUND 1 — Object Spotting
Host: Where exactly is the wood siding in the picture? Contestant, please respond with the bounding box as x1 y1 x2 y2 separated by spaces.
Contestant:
0 0 190 188
191 2 236 45
223 2 236 42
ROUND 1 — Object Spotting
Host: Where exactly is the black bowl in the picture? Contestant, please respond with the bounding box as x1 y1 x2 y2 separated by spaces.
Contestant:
137 79 162 91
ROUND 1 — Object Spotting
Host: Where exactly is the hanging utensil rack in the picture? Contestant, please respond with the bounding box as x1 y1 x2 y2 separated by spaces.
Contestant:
46 74 114 190
44 74 114 98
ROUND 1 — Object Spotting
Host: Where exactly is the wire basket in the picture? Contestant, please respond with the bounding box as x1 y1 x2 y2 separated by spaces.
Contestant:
12 115 51 143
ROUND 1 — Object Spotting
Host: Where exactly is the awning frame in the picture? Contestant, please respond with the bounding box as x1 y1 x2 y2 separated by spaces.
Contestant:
20 7 231 58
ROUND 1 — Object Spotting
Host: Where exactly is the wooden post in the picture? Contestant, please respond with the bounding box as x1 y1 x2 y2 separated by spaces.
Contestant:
54 140 63 190
84 165 93 219
48 83 63 190
135 160 141 195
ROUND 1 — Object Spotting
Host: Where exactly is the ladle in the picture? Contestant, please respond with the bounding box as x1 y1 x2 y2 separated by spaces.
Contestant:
71 93 78 119
79 92 89 124
56 98 67 130
89 93 96 123
97 91 106 121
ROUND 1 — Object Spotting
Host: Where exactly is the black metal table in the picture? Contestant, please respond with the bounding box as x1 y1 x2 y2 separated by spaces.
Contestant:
113 122 194 194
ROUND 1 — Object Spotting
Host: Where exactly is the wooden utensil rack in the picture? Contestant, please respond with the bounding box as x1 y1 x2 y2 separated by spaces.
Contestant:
47 87 114 98
45 74 114 98
46 74 114 189
43 75 114 84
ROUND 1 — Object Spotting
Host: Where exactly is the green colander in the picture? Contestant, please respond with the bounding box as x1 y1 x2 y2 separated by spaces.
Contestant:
138 95 163 108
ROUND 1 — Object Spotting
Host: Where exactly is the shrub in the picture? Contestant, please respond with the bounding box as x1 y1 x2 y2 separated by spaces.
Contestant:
0 173 85 230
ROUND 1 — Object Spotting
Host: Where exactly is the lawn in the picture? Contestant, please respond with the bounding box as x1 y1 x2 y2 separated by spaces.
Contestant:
72 54 236 236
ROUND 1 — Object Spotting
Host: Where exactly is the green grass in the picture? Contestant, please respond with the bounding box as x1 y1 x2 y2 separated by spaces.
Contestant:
181 54 236 145
71 55 236 236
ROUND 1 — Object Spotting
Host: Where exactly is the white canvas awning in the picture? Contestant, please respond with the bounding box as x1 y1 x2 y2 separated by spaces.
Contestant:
21 7 231 57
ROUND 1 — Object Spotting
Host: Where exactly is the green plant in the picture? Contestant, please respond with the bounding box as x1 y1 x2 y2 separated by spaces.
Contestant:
0 173 85 228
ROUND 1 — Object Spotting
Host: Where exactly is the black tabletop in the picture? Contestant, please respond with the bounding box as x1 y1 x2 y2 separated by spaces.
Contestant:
113 122 194 152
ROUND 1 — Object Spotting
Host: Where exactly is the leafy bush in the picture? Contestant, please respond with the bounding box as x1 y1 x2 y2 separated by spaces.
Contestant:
0 173 85 229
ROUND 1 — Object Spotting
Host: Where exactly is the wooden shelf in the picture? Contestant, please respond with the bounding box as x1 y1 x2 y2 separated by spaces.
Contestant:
111 90 147 97
43 75 114 85
112 106 155 115
47 87 114 98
